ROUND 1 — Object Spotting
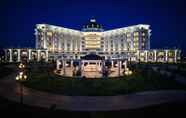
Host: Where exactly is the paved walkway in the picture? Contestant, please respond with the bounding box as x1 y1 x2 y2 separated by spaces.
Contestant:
1 71 186 111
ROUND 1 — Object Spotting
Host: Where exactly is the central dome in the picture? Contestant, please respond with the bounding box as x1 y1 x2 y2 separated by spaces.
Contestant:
82 18 104 32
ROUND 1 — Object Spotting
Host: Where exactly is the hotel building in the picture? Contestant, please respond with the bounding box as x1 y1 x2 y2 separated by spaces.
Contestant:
4 19 181 63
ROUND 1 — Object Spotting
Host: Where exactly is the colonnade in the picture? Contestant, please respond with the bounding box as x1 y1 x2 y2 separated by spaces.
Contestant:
5 49 48 62
56 59 128 78
137 49 180 63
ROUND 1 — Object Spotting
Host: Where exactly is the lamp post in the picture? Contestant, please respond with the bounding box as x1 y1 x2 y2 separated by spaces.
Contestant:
16 63 27 105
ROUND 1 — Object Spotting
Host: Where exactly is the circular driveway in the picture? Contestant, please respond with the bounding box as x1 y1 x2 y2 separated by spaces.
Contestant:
1 72 186 111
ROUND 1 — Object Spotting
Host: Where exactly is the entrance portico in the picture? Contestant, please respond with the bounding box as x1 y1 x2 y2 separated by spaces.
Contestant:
56 55 129 78
81 60 103 78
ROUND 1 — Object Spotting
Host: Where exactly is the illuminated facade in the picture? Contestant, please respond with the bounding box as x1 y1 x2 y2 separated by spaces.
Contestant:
4 19 181 63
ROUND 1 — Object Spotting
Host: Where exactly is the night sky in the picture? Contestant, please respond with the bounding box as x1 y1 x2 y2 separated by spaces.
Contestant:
0 0 186 55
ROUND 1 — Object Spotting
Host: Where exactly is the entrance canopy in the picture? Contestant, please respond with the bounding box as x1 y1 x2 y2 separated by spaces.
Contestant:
81 54 104 60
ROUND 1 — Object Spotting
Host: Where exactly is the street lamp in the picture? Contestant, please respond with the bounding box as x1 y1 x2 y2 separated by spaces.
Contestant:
16 63 27 105
124 67 133 76
18 63 25 69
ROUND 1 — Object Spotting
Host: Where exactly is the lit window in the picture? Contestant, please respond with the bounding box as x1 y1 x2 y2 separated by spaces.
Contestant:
142 33 145 36
127 33 131 37
127 38 131 41
47 32 52 36
134 37 138 41
134 32 139 36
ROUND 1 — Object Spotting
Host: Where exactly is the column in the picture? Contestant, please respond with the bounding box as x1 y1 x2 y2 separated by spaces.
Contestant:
117 60 121 76
154 50 157 62
165 50 168 62
105 56 107 60
75 37 77 52
58 38 61 52
71 60 73 67
4 49 7 62
79 36 82 52
120 61 122 75
102 60 105 77
37 50 41 62
118 38 121 54
63 60 66 76
124 61 127 70
28 49 31 61
17 49 21 62
111 60 114 68
52 38 55 53
81 60 84 76
145 50 148 62
64 38 67 52
71 39 73 51
56 60 60 70
113 40 115 53
43 31 47 49
45 50 48 62
137 50 140 62
35 30 39 49
9 49 13 62
174 50 177 63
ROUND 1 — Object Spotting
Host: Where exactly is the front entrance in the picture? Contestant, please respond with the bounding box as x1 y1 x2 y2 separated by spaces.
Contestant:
82 60 101 72
56 54 128 78
81 60 102 78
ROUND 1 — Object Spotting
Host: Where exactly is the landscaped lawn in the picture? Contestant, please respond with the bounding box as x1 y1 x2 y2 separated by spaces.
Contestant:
0 63 16 79
23 63 186 96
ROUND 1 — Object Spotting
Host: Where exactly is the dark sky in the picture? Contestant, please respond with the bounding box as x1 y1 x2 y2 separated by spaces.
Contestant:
0 0 186 54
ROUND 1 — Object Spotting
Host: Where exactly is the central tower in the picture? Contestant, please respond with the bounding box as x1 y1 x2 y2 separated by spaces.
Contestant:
81 19 104 52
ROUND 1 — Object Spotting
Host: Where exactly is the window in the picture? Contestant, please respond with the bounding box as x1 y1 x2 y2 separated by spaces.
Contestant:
67 43 70 47
127 33 131 38
127 38 131 42
134 37 138 41
142 33 145 36
134 32 139 36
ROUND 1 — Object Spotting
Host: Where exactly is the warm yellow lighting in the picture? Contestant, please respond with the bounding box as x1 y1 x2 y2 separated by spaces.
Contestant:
127 33 131 37
16 76 19 80
19 75 22 79
125 69 132 76
47 32 52 36
83 32 101 49
134 32 139 36
125 71 129 75
20 72 23 75
134 38 138 41
158 52 164 56
129 71 132 75
19 63 25 69
24 75 27 79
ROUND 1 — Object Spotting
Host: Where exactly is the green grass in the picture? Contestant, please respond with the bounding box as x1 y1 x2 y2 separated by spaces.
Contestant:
23 66 186 96
0 63 16 79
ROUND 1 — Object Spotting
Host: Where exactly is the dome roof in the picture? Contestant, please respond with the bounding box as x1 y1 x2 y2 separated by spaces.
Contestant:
82 19 103 32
